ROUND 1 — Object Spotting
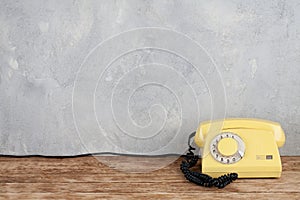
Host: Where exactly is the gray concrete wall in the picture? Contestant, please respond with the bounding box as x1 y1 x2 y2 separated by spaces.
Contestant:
0 0 299 156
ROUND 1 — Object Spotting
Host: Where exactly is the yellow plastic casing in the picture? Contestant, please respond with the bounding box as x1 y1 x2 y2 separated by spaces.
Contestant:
194 118 286 178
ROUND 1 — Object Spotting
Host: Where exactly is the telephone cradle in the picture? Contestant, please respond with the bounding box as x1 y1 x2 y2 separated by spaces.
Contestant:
181 118 286 188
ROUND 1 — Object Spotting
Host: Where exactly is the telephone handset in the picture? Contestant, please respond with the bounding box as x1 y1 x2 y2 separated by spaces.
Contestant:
181 118 285 188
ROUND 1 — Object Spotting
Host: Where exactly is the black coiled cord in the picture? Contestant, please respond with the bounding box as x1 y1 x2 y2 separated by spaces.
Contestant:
180 132 238 189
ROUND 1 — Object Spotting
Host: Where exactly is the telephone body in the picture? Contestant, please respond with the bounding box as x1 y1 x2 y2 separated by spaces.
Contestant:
194 118 285 178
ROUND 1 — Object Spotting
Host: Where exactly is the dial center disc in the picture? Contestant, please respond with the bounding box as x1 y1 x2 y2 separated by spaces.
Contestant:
218 137 238 156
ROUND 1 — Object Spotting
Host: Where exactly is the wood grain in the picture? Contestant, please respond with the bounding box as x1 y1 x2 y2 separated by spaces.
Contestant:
0 156 299 199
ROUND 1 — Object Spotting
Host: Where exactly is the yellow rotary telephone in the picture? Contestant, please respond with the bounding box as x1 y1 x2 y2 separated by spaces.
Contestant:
181 118 286 188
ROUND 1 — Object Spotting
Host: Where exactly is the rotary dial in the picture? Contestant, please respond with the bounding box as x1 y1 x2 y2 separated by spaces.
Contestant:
210 132 245 164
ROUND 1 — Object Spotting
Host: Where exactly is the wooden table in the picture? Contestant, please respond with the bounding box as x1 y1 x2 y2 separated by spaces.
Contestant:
0 156 299 199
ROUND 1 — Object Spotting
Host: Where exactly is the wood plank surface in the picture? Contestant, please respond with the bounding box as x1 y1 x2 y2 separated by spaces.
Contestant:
0 156 299 199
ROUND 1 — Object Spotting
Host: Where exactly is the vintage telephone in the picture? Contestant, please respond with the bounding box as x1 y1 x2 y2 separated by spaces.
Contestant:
180 118 285 188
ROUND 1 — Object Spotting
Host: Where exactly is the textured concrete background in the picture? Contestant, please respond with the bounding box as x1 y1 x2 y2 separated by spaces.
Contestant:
0 0 299 156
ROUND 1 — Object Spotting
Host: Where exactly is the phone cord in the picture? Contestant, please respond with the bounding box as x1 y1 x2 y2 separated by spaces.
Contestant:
180 132 238 189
